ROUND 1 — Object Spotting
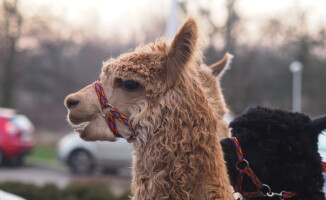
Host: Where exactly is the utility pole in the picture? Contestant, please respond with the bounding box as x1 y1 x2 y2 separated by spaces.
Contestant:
167 0 178 41
289 61 303 112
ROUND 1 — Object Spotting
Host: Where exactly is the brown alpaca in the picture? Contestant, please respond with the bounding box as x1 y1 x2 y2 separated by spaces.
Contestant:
199 53 233 139
64 18 233 200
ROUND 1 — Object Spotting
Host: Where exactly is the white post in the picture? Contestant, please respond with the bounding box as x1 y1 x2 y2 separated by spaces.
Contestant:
167 0 178 40
289 61 303 112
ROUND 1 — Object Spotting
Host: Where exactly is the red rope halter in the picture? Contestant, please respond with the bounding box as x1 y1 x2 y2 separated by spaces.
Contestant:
231 137 298 199
93 81 137 142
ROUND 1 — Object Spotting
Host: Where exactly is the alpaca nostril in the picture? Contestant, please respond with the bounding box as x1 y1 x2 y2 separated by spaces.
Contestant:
66 99 80 109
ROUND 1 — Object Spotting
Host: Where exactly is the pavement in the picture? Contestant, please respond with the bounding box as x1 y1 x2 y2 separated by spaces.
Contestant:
1 164 326 196
0 164 131 196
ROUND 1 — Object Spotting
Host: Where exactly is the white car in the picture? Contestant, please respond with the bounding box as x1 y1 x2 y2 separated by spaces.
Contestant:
318 131 326 193
0 190 25 200
318 131 326 170
57 132 133 174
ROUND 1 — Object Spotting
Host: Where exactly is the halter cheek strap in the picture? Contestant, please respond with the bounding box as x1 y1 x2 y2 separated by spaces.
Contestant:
93 81 137 142
231 137 298 199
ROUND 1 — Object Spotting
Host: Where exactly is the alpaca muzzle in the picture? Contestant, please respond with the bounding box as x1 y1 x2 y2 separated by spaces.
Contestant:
93 81 137 142
231 137 298 200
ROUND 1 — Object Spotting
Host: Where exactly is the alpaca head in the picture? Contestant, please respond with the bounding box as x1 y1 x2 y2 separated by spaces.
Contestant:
64 18 203 142
221 107 326 199
199 53 233 118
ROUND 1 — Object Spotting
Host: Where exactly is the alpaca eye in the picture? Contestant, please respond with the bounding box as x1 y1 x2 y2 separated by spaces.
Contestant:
124 80 140 91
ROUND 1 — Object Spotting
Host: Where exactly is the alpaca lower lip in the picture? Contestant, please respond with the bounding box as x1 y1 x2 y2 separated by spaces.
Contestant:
72 122 89 132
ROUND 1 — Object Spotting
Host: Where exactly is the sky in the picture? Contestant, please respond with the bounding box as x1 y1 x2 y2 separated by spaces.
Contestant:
18 0 326 41
20 0 169 40
237 0 326 36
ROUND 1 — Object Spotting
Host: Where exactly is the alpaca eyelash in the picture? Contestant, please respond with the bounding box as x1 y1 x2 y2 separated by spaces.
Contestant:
123 80 141 91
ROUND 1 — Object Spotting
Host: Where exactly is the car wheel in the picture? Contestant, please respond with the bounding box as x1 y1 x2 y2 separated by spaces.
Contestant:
69 149 94 175
8 156 24 167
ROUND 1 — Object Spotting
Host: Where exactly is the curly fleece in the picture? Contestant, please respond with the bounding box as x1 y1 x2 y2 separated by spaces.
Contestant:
101 18 233 200
221 107 326 200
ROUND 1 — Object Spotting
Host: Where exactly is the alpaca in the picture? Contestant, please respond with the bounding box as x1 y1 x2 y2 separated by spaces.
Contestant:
64 18 233 200
199 53 233 139
221 107 326 200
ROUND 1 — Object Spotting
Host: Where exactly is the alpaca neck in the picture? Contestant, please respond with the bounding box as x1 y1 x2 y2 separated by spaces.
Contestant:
130 74 233 199
131 119 233 200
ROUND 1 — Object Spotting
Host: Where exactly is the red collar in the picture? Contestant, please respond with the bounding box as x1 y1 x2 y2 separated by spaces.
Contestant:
93 81 137 142
231 137 298 199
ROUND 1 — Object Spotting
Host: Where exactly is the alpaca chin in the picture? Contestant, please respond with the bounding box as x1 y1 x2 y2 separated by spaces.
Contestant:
79 122 116 142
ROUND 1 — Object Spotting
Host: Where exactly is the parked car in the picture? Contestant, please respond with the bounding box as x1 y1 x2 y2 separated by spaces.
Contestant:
57 132 133 174
318 131 326 171
318 131 326 194
0 108 35 166
0 190 26 200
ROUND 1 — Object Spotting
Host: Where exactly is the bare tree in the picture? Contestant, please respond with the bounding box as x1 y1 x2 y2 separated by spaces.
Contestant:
225 0 239 52
1 0 22 108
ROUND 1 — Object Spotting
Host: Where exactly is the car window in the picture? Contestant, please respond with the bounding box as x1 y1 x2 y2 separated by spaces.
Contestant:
11 115 34 132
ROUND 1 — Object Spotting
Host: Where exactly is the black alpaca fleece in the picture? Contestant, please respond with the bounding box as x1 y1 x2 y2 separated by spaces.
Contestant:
221 107 326 200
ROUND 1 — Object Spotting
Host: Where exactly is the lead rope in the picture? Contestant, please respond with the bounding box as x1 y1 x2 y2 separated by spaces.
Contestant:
231 137 298 200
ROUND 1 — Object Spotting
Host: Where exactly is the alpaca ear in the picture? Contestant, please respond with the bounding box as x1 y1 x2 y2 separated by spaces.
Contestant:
166 17 198 86
311 115 326 135
209 53 233 78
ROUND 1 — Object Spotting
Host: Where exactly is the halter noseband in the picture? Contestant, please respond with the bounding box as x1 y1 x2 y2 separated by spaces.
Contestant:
93 81 137 142
231 137 298 200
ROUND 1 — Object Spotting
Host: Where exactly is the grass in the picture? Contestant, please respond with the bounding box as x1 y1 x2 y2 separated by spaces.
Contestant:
0 181 130 200
26 144 65 168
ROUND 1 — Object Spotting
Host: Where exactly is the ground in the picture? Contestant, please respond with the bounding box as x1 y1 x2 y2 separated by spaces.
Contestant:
0 129 131 197
0 164 131 196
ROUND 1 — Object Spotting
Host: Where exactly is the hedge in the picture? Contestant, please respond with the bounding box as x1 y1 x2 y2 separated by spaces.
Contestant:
0 181 130 200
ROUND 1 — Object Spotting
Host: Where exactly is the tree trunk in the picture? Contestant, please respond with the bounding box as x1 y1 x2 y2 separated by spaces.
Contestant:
225 0 239 53
1 0 22 108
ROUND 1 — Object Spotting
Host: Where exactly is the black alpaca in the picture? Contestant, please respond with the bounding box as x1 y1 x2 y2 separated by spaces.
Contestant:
221 107 326 200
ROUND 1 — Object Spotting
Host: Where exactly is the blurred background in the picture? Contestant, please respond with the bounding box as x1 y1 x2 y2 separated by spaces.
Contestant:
0 0 325 199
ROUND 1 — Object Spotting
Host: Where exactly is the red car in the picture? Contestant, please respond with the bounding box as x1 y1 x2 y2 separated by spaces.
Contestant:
0 108 35 166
